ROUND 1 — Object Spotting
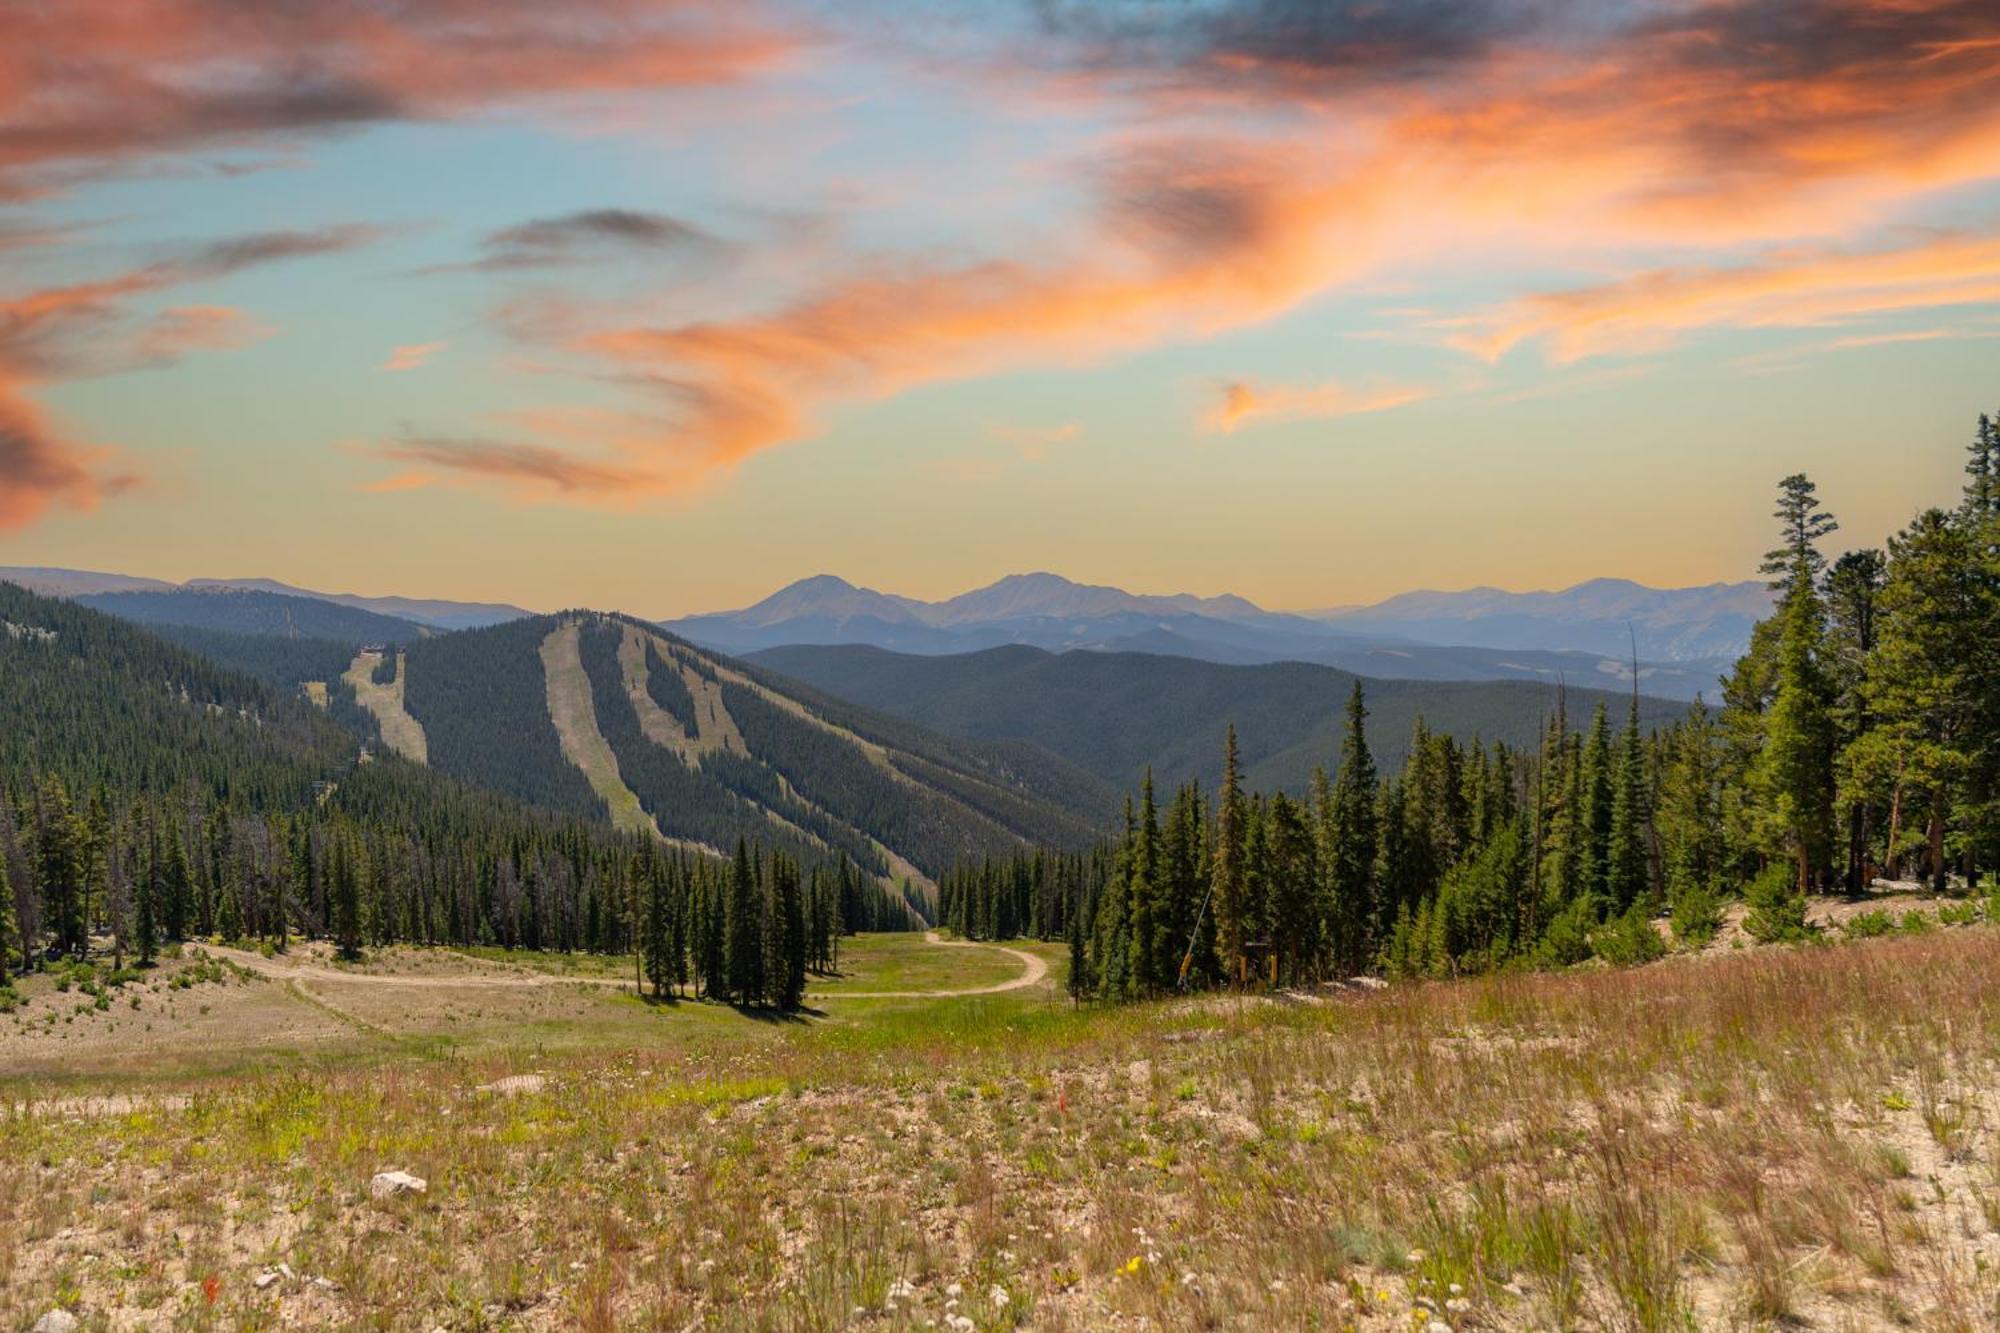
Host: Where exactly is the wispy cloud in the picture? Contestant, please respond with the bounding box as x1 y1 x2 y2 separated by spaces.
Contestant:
0 1 803 198
371 434 654 497
429 209 717 275
380 341 447 373
1449 233 2000 364
434 0 2000 503
1204 377 1429 433
0 225 381 529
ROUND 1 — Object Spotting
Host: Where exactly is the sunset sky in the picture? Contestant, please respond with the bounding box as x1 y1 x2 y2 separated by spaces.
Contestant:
2 0 1996 616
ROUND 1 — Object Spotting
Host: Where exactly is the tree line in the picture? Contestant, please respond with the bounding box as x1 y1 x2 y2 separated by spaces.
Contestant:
941 413 2000 997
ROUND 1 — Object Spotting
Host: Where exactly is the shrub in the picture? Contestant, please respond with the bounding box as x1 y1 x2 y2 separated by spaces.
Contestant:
1669 883 1724 949
1843 910 1895 939
1535 897 1596 969
1743 864 1813 943
1592 906 1666 967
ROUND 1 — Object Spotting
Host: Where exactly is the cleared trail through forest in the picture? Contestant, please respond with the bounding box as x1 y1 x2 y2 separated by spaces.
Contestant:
207 933 1046 1001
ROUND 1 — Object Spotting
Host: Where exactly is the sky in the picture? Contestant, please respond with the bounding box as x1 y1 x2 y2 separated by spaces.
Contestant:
0 0 1996 617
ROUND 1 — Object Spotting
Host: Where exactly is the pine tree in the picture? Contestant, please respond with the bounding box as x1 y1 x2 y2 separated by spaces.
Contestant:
1762 472 1840 592
1126 771 1159 994
330 837 362 959
1606 694 1651 912
38 777 87 958
1211 725 1248 984
1825 548 1886 892
135 819 159 965
1576 704 1613 912
725 838 763 1005
772 853 806 1011
1866 509 1983 892
0 852 15 984
1760 472 1848 888
1325 680 1378 973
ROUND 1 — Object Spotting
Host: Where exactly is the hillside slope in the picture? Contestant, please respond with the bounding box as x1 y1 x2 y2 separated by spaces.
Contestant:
398 613 1113 883
748 643 1690 794
77 587 429 643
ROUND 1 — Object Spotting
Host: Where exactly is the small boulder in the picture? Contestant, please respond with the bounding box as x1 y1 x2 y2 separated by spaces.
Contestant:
369 1169 427 1200
33 1312 80 1333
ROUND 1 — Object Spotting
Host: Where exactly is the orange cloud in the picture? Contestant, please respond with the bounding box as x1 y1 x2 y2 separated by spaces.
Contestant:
380 341 446 373
0 1 801 197
373 435 654 497
1205 378 1430 434
359 470 439 495
0 227 378 529
408 1 1998 504
1451 232 2000 363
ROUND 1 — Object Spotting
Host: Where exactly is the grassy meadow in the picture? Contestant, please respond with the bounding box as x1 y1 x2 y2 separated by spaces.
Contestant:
4 924 2000 1330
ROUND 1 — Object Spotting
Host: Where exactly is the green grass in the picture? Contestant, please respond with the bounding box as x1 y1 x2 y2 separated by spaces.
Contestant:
8 928 2000 1329
807 933 1034 995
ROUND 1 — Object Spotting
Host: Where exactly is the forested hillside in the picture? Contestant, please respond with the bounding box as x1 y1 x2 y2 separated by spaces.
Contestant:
395 611 1109 884
79 587 428 643
932 419 2000 999
0 583 919 1012
748 643 1687 793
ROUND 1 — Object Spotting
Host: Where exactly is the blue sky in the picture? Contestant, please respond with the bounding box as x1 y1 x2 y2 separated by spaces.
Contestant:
1 0 1995 614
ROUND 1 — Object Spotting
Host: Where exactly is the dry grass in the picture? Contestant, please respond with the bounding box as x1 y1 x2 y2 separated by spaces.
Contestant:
6 928 2000 1329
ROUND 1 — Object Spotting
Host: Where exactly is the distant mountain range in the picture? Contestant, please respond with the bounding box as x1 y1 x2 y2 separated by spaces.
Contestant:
1308 578 1772 663
76 587 430 644
750 643 1690 796
664 572 1754 700
0 567 529 631
9 565 1764 700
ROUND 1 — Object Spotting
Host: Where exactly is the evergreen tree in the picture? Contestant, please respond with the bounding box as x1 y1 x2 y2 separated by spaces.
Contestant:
1126 771 1159 993
725 839 764 1005
1606 694 1651 912
771 853 807 1010
1758 474 1839 894
135 819 159 965
0 852 14 983
1762 472 1840 592
1576 704 1613 911
1657 699 1726 930
37 777 87 958
1825 548 1886 892
1865 509 1984 892
330 836 362 959
1325 680 1378 973
1211 725 1248 984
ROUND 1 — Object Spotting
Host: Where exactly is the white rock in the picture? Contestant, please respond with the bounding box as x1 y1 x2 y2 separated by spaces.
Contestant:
369 1169 427 1199
33 1313 79 1333
254 1271 279 1289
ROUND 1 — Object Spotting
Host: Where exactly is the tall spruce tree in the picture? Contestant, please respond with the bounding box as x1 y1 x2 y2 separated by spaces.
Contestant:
1606 693 1651 912
1326 680 1378 973
1126 771 1159 994
1577 704 1613 912
725 838 764 1005
1866 509 1983 892
1212 725 1248 984
1751 474 1840 893
0 852 15 983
